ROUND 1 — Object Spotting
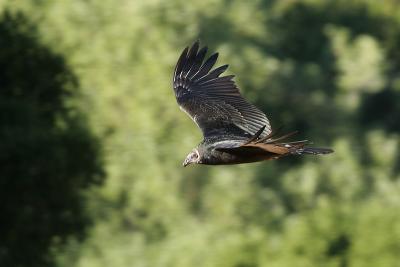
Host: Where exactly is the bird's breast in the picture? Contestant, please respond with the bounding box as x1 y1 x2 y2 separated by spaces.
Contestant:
201 147 268 165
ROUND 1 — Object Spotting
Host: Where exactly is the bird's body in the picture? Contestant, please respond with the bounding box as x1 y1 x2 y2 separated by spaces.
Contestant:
197 140 274 165
173 41 333 167
197 138 264 165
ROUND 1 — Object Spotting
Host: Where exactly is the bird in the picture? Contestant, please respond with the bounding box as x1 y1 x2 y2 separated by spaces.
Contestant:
172 41 333 167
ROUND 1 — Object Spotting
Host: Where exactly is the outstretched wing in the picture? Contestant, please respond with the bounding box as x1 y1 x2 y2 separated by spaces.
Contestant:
173 41 271 139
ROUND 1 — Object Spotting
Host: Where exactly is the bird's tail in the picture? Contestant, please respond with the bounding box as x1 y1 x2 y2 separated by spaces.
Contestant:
290 146 334 155
248 126 334 156
271 140 334 156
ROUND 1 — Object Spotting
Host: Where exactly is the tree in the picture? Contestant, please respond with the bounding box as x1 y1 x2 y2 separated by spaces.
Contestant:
0 11 104 267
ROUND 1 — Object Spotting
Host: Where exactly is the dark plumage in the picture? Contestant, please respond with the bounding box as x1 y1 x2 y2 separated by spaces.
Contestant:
173 41 333 167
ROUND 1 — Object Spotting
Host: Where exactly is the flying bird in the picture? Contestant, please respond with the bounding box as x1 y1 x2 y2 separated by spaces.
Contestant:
173 41 333 167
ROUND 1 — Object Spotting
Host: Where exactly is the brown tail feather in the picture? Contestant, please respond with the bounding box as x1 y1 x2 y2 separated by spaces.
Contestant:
242 128 333 156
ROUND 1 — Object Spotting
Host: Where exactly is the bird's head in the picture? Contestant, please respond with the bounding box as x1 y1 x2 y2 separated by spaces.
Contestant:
183 149 200 167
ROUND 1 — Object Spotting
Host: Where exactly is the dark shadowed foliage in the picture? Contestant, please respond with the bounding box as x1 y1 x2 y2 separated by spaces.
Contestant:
0 11 104 267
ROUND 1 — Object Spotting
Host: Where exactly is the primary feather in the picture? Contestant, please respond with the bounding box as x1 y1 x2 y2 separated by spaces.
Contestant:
173 41 271 139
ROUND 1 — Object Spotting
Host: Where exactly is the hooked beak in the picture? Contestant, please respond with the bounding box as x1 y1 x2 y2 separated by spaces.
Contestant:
183 150 199 167
182 159 191 167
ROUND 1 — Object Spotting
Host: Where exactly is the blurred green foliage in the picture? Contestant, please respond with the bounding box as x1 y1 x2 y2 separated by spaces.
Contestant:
1 0 400 266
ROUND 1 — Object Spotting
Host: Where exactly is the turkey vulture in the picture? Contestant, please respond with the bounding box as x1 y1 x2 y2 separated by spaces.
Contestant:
173 41 333 167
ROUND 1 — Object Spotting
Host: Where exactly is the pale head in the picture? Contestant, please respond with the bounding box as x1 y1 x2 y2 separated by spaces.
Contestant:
182 149 200 167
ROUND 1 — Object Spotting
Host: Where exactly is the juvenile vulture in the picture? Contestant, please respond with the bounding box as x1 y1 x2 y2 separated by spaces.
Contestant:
173 41 333 167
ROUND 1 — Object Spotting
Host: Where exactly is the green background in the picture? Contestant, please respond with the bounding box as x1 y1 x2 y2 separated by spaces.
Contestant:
1 0 399 266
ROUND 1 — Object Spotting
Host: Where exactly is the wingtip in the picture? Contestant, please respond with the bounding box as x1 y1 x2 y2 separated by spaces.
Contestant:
174 46 190 79
189 41 200 54
208 52 220 65
182 46 189 55
221 64 229 71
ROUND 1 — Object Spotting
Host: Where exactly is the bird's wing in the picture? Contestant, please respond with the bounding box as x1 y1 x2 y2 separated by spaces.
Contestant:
173 41 271 139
